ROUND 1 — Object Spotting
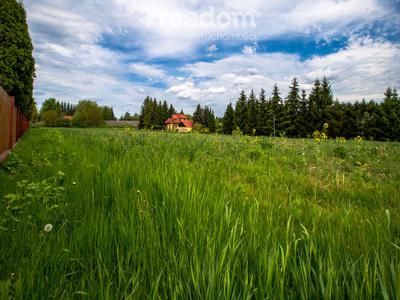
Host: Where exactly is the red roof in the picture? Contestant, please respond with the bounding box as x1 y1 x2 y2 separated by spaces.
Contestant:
181 120 193 127
172 114 187 119
164 114 192 127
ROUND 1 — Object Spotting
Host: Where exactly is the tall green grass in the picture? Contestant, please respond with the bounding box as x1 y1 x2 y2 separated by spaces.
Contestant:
0 128 399 299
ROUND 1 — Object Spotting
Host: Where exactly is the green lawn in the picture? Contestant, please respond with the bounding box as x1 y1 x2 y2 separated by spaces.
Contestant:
0 128 399 299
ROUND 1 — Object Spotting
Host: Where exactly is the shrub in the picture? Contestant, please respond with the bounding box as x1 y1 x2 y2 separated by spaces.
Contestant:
55 117 72 127
72 100 104 127
41 110 58 127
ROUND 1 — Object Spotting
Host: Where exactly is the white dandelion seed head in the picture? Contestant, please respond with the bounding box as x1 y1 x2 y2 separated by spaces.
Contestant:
44 224 53 233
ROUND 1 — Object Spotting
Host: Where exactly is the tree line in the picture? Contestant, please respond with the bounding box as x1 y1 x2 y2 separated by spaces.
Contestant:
222 78 400 141
193 105 217 133
138 97 179 129
39 98 116 127
137 97 218 133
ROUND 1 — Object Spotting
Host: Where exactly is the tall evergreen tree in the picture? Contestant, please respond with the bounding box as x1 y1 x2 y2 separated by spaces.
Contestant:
235 90 247 131
162 100 169 122
270 84 283 136
168 104 177 116
244 90 258 135
0 0 35 117
203 106 216 133
298 89 310 136
257 88 272 135
222 103 235 134
284 78 301 137
384 87 394 102
321 77 334 108
309 79 323 130
193 104 205 125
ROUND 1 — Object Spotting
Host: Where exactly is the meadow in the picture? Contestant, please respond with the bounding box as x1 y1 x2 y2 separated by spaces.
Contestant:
0 128 399 299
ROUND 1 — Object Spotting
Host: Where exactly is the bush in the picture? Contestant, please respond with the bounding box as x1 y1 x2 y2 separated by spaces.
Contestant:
72 100 104 127
41 110 58 127
55 117 72 127
192 124 210 134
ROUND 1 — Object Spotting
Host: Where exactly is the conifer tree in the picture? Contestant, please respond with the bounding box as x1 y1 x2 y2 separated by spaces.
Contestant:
284 78 301 137
168 104 177 116
384 87 393 102
222 103 235 134
162 101 169 122
257 89 272 135
298 89 310 136
203 106 216 132
193 104 205 125
270 84 283 136
309 79 323 129
235 90 247 131
244 90 258 135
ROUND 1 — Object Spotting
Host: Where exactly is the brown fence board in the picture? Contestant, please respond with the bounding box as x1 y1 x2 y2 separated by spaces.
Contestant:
0 86 29 163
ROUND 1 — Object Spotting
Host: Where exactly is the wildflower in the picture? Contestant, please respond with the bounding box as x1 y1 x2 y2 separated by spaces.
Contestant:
355 136 364 142
72 181 77 185
137 190 141 194
44 224 53 233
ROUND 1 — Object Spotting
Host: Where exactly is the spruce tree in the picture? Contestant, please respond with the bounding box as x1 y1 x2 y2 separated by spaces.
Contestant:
384 87 393 102
139 96 152 129
235 90 247 131
321 77 334 108
162 101 169 122
270 84 283 136
204 106 216 132
392 89 398 101
297 89 310 137
244 90 258 135
257 89 272 135
309 79 323 130
168 104 176 116
222 103 235 134
193 104 205 125
284 78 301 137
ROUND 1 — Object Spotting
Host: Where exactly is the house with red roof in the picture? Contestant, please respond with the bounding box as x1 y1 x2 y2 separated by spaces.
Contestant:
165 114 193 133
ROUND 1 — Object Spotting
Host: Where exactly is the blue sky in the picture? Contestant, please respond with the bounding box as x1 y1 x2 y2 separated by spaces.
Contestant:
25 0 400 116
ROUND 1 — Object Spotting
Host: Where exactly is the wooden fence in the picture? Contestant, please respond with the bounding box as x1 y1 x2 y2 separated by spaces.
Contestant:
0 86 29 163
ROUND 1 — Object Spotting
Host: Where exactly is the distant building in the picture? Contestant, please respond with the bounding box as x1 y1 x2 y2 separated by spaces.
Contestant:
165 114 193 133
105 120 139 127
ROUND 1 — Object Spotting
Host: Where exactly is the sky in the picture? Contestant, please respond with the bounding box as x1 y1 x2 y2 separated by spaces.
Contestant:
25 0 400 116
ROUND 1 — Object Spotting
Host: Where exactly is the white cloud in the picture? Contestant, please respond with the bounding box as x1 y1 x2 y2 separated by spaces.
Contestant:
129 63 167 79
23 0 399 116
172 38 400 113
26 0 396 58
167 81 202 100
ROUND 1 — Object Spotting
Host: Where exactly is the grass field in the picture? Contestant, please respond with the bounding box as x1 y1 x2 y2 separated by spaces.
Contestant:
0 128 399 299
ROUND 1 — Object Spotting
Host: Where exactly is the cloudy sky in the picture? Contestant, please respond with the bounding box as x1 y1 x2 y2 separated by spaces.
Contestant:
25 0 400 116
